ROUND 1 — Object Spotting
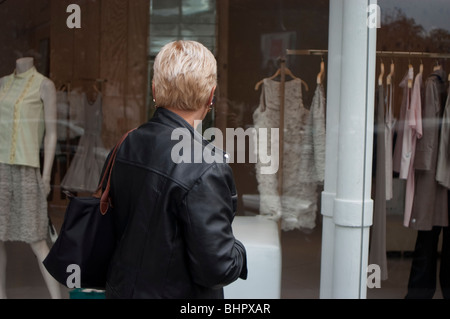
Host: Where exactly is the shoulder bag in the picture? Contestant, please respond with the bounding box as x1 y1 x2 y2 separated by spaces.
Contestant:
43 129 134 289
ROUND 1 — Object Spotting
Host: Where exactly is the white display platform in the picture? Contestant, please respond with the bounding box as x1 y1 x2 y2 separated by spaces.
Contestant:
224 215 282 299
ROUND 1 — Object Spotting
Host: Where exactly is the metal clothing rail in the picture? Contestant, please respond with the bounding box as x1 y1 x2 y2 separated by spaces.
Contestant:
78 78 108 83
286 49 450 59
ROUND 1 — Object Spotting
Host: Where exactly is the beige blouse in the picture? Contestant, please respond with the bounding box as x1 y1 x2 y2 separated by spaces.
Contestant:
0 67 46 168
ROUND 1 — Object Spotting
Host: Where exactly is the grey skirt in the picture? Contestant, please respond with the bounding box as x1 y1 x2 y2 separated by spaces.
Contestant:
0 163 48 243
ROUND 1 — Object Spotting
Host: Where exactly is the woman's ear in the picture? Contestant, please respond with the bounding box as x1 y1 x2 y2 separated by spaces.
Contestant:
207 86 216 106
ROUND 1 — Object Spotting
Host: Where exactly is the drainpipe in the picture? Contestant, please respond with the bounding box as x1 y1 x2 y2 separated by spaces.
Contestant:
321 0 377 298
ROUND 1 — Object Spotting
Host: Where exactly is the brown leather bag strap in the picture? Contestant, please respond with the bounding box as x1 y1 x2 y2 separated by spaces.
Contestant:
93 141 121 197
98 128 136 215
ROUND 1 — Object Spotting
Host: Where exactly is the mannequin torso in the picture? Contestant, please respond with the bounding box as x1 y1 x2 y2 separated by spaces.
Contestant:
4 57 58 195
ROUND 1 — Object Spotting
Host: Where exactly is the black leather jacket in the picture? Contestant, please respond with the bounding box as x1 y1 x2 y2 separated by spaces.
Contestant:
105 107 247 299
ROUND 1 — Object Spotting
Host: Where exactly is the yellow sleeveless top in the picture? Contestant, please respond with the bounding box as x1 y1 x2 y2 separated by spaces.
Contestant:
0 67 46 168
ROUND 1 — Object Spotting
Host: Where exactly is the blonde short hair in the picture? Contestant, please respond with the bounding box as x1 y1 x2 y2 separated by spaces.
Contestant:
152 40 217 111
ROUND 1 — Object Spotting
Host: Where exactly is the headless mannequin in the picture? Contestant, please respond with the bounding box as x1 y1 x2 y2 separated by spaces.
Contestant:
0 57 60 299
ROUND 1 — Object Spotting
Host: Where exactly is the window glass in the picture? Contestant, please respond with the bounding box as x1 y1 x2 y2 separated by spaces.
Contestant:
1 0 450 302
149 0 216 56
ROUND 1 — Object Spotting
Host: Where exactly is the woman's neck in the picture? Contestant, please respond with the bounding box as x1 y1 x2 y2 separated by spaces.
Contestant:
164 106 208 129
16 57 34 74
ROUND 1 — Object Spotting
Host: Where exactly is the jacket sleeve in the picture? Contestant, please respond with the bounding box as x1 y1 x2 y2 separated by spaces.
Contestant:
181 163 248 289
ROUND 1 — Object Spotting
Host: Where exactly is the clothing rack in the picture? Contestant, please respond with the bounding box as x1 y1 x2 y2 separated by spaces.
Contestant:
273 48 450 198
79 78 108 82
286 49 450 59
287 49 450 85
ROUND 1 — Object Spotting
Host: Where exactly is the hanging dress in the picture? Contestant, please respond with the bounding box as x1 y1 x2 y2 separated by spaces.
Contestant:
253 78 318 231
60 92 108 193
309 83 326 184
0 67 49 243
384 80 395 200
409 69 448 230
402 72 423 227
436 82 450 189
393 69 414 174
56 90 84 143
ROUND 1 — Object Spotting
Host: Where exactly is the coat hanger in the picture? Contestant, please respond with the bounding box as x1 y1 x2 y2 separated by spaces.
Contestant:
84 80 102 105
254 67 309 91
93 81 101 94
433 59 442 71
407 58 414 89
79 78 107 92
419 59 424 75
386 59 394 85
317 57 326 85
58 82 72 93
378 59 384 86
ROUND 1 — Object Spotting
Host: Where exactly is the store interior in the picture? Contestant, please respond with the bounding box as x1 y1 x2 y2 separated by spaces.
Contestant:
1 0 450 299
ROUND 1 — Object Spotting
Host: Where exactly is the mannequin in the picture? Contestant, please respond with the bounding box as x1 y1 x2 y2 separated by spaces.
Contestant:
0 57 61 299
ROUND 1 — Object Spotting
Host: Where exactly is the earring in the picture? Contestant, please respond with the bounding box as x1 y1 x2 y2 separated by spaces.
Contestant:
208 96 215 112
153 98 158 108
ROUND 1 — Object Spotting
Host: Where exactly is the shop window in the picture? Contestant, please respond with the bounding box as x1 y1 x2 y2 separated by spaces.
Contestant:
147 0 217 120
149 0 217 56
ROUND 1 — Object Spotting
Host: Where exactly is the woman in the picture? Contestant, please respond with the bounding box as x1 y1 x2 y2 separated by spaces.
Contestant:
105 40 247 299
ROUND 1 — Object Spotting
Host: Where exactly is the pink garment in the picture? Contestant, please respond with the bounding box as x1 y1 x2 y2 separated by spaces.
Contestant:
393 69 413 173
398 68 415 178
403 73 423 227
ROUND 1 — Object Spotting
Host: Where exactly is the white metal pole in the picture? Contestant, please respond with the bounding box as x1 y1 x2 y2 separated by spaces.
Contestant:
331 0 377 299
319 0 344 299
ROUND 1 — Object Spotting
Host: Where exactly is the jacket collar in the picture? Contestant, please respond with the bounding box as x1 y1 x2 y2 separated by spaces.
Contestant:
152 107 207 144
430 68 446 83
